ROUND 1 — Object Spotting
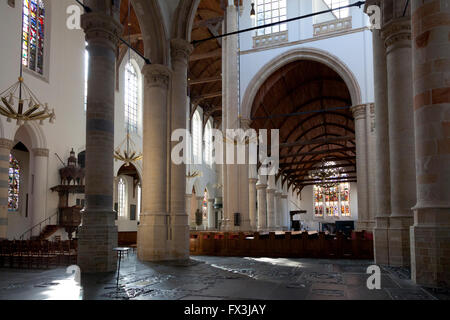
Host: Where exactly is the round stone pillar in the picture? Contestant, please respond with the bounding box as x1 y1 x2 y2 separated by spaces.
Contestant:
31 148 49 237
266 189 275 230
281 194 289 230
256 183 267 231
185 194 193 226
383 17 416 267
0 139 13 239
351 104 370 231
137 64 171 261
371 26 391 265
77 2 123 272
169 39 193 259
410 0 450 287
275 191 282 230
207 199 215 230
78 1 123 272
248 178 258 230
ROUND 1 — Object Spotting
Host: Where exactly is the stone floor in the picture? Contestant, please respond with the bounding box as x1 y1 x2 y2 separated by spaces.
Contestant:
0 252 448 300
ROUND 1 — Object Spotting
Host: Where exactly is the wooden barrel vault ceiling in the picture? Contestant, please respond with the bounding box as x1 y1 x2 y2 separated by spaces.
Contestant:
250 60 356 193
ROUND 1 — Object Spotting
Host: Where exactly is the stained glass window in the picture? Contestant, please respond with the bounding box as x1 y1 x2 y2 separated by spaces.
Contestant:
22 0 45 75
256 0 287 36
314 183 350 217
118 178 126 218
8 155 20 211
124 61 138 133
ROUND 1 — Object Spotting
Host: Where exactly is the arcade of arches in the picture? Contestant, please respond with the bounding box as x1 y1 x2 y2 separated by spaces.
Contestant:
0 0 448 291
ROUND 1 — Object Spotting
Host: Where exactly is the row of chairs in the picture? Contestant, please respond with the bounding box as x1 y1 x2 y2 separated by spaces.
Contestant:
0 240 77 269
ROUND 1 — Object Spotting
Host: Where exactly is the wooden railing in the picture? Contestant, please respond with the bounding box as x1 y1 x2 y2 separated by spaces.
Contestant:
19 212 59 240
190 231 373 260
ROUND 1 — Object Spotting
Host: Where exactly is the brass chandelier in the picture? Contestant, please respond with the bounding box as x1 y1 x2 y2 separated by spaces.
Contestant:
308 159 342 189
114 133 143 166
0 4 55 125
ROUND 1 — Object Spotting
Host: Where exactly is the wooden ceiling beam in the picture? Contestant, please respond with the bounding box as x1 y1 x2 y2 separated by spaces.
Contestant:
193 16 224 29
190 48 222 62
280 135 355 149
296 179 357 186
280 156 356 167
188 75 222 86
280 147 356 160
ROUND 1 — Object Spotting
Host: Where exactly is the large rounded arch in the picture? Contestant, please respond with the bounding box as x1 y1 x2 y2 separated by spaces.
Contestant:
131 0 168 65
241 47 362 121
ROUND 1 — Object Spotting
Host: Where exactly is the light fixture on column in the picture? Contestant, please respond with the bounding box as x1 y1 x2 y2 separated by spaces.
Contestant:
114 1 142 167
186 170 202 179
250 2 256 19
0 4 55 126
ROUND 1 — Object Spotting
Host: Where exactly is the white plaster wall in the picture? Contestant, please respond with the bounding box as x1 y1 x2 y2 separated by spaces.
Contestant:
0 0 86 239
239 0 374 105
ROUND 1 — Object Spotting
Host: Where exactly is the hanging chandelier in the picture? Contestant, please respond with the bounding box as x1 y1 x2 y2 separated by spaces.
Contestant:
308 159 342 189
0 4 55 126
186 170 202 179
114 133 143 166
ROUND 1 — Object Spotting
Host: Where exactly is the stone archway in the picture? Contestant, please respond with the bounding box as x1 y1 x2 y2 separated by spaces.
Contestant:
241 47 362 122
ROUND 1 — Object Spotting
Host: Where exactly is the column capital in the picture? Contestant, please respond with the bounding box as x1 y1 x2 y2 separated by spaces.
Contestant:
142 64 171 90
381 18 411 52
266 188 275 194
249 178 258 184
240 117 253 130
256 183 267 190
81 12 123 51
207 198 215 203
32 148 49 157
170 38 193 64
185 194 192 199
0 138 13 150
351 104 368 120
196 196 204 201
275 191 282 197
281 194 288 199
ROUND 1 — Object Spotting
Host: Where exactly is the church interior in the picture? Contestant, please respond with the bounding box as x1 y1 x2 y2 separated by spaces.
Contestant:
0 0 448 301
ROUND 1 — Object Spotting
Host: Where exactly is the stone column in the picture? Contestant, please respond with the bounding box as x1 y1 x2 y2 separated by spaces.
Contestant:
281 194 289 230
372 27 391 265
207 199 215 230
275 191 282 230
0 139 12 239
256 183 267 231
169 39 193 259
249 178 258 230
351 104 370 231
266 189 275 230
185 194 193 226
222 2 249 231
383 16 416 267
138 64 171 261
31 148 49 236
366 104 376 230
410 0 450 287
78 0 123 272
195 196 204 228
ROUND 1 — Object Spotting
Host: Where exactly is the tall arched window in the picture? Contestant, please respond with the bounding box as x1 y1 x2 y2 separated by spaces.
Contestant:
204 120 213 165
8 155 20 211
22 0 46 75
124 61 138 133
255 0 287 35
137 184 142 222
118 178 126 218
192 111 202 164
314 0 349 22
